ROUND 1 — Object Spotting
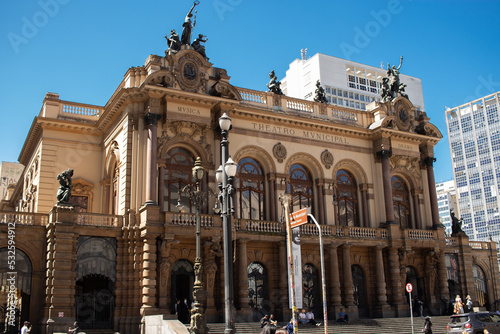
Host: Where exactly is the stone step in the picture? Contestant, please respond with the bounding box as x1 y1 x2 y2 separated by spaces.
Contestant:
206 315 451 334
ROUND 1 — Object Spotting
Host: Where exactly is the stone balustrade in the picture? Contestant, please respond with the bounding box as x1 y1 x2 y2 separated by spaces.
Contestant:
469 241 490 250
406 229 435 240
75 212 123 227
236 87 368 127
0 211 48 226
166 212 220 228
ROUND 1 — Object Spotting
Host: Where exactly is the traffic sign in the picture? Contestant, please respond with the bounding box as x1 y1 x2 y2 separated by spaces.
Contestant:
406 283 413 293
290 208 308 228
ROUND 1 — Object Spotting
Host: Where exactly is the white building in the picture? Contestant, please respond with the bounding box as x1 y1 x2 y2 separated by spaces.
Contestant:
436 180 457 236
446 91 500 243
281 52 425 112
0 161 24 200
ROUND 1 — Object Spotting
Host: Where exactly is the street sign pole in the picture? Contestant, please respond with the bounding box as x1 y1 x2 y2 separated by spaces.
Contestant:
281 194 298 333
406 283 414 334
307 214 328 334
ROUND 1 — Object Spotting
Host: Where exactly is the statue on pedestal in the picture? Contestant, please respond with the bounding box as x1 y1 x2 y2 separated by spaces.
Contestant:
314 80 328 103
266 70 283 95
56 169 74 204
450 210 464 235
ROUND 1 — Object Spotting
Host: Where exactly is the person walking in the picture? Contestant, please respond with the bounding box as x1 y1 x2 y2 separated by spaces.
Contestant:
422 316 432 334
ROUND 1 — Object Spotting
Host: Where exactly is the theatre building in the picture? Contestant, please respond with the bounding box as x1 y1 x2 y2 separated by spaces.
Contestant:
0 37 498 334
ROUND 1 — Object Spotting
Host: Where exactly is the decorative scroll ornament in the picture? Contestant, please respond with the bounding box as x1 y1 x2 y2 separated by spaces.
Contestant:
273 142 287 163
321 150 334 169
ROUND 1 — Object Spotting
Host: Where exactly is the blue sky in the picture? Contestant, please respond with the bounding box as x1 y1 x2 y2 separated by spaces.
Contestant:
1 0 500 183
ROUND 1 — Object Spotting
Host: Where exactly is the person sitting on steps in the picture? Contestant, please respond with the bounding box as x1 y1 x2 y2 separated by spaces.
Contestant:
336 307 349 323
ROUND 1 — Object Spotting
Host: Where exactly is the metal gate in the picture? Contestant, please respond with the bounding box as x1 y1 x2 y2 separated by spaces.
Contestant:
76 289 114 329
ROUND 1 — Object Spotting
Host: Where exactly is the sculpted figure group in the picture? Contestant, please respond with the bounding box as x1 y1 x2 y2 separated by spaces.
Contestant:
165 1 208 59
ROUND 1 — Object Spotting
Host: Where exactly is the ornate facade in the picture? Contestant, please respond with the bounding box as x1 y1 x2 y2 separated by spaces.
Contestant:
0 47 498 334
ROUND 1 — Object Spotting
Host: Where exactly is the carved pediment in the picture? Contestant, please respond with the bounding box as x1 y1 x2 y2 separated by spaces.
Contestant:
209 81 242 101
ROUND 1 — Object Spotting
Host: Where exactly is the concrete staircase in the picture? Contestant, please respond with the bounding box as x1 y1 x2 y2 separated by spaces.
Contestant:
207 316 451 334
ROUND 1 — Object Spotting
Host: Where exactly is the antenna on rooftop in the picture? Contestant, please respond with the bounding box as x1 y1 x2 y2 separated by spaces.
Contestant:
301 48 307 60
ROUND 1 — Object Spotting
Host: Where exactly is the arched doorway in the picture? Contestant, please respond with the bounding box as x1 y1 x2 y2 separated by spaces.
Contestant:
352 265 368 317
75 237 116 330
0 248 32 333
170 259 194 319
406 266 424 316
248 262 268 321
303 263 320 317
472 265 487 309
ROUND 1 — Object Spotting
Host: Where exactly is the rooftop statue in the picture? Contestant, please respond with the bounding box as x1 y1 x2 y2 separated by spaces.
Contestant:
266 70 283 95
381 56 408 102
56 168 73 205
181 1 200 46
314 80 328 103
166 29 181 52
191 34 208 59
450 209 465 235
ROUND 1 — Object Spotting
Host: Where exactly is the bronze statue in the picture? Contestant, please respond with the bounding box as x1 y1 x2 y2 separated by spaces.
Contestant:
181 1 200 46
166 29 181 51
381 56 408 102
450 210 464 234
314 80 328 103
56 168 74 204
266 70 283 95
191 34 208 58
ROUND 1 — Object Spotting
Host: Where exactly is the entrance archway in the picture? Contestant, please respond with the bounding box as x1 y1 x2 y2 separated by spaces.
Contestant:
352 265 368 317
0 248 32 333
75 237 116 330
170 259 194 318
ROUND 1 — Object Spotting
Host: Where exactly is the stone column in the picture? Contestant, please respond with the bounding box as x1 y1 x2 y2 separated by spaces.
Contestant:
360 184 369 227
158 167 165 212
141 235 157 312
328 244 342 315
412 190 422 229
279 241 288 314
424 157 441 227
237 239 249 313
378 150 395 224
342 245 354 307
388 247 405 315
268 174 276 221
436 249 449 303
144 113 161 206
316 180 325 224
373 246 392 317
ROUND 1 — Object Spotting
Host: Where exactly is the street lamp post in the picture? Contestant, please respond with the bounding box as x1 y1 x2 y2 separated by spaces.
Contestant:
178 157 209 334
216 112 237 334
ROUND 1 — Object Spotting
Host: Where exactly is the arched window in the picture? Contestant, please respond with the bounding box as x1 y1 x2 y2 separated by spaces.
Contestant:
111 164 119 215
248 262 267 310
288 164 313 212
163 148 195 212
236 158 265 220
392 176 411 228
336 169 359 226
303 263 319 312
472 265 487 307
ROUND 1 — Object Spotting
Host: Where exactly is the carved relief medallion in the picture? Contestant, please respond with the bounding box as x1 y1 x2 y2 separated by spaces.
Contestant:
273 142 287 163
394 100 412 132
321 149 334 169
